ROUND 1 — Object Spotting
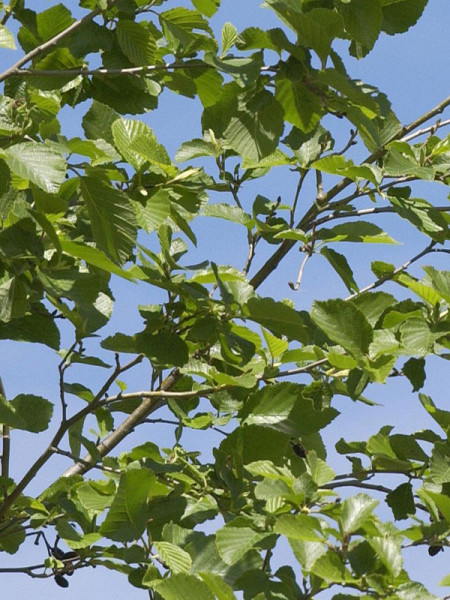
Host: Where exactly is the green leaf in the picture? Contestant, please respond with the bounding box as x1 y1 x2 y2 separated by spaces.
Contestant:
274 514 323 541
0 394 53 433
116 20 156 66
381 0 428 35
135 330 189 367
148 574 214 600
386 482 415 520
224 92 284 162
402 357 426 391
311 299 372 359
36 3 74 42
99 469 156 542
262 328 288 359
133 189 171 233
339 0 383 53
318 221 397 244
388 191 447 242
423 266 450 303
60 241 136 281
176 139 220 162
340 494 379 534
243 382 338 436
80 177 137 264
245 297 307 343
0 313 60 349
310 551 347 583
112 118 170 171
3 143 66 193
153 542 192 574
321 248 359 294
198 572 237 600
275 76 322 133
0 25 16 49
367 536 402 576
201 203 252 227
221 22 238 57
191 0 220 17
306 452 336 486
216 525 269 565
82 101 119 146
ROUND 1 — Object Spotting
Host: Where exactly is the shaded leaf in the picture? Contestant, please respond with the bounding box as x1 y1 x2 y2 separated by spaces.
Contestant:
0 394 53 433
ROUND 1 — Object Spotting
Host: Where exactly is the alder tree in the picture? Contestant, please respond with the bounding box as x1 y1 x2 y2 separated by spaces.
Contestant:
0 1 449 598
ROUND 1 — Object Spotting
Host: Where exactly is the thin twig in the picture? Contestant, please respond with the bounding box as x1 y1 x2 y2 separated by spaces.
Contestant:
288 225 316 291
144 417 228 436
311 204 450 228
50 447 121 474
57 341 78 423
401 118 450 143
98 385 227 408
0 377 9 480
346 240 437 299
289 169 308 228
323 480 393 494
0 0 118 83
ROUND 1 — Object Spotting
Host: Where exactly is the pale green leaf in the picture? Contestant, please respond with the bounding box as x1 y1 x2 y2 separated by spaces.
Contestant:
216 526 269 565
274 514 323 541
340 493 379 534
148 574 214 600
367 536 402 576
3 143 66 193
153 542 192 574
0 25 16 49
221 22 238 57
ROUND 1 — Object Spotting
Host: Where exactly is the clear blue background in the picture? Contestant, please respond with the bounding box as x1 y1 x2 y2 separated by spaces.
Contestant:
0 1 449 597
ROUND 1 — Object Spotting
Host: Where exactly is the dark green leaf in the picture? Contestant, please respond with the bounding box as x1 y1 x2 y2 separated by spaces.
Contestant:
0 394 53 433
386 482 416 520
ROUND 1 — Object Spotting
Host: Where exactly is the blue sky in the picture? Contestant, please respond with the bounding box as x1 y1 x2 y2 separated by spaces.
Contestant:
0 1 449 598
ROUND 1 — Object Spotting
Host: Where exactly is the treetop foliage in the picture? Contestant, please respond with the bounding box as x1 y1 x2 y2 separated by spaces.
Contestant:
0 0 449 598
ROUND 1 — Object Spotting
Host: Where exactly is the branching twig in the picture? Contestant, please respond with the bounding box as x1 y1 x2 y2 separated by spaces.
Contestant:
0 354 142 519
402 118 450 143
0 0 118 83
62 368 182 477
249 93 450 290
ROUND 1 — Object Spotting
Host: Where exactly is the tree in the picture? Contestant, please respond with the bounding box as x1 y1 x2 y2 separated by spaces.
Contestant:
0 0 449 597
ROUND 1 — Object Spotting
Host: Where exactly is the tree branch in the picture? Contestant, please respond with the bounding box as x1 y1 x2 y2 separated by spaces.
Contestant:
0 0 118 83
0 354 142 519
249 93 450 290
62 368 182 477
10 62 277 80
